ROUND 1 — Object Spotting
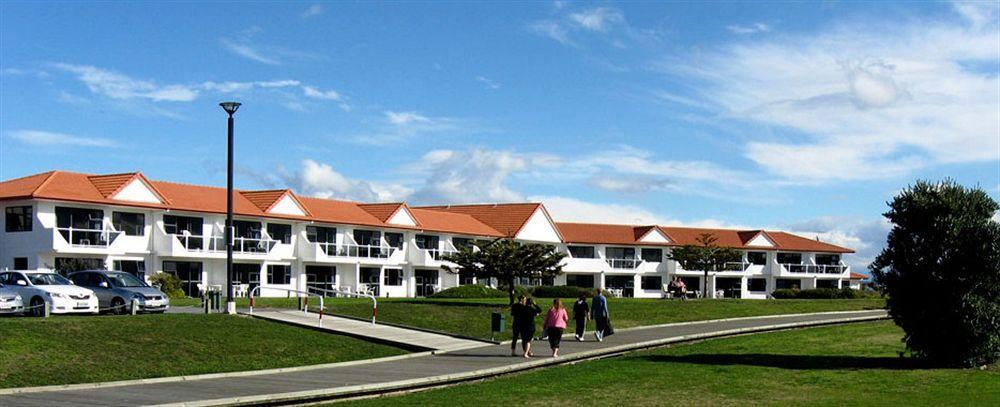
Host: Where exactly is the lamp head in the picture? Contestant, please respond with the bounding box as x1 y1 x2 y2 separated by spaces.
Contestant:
219 102 241 115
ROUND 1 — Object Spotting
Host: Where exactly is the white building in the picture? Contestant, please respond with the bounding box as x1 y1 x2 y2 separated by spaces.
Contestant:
0 170 861 299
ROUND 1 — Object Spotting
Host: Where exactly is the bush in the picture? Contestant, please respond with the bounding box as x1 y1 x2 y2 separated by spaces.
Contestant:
871 180 1000 367
430 284 507 299
770 288 799 299
531 285 596 298
148 273 186 299
772 288 880 299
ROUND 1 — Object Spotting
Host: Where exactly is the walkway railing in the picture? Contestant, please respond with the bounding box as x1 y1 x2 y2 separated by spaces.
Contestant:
309 287 378 325
247 286 325 327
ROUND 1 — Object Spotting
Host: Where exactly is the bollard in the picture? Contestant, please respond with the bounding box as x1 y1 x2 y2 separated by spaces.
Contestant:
43 299 51 318
204 293 211 314
372 306 377 325
303 296 309 316
131 298 139 315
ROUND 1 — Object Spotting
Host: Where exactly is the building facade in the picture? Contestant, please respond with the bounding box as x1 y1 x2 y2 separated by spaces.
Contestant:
0 171 861 299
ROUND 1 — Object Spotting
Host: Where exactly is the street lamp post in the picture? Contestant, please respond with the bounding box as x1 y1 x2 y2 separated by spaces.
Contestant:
219 101 241 314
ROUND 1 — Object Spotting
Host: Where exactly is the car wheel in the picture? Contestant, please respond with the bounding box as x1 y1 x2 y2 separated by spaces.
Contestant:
111 297 126 315
29 297 45 317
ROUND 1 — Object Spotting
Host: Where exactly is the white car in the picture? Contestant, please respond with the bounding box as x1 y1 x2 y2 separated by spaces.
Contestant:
0 282 24 314
0 271 99 316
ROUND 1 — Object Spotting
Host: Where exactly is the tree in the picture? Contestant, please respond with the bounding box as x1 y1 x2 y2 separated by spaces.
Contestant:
668 233 742 298
870 180 1000 367
442 239 566 305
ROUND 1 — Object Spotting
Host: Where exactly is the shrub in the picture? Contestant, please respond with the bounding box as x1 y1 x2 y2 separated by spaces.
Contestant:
871 180 1000 367
148 273 186 299
430 285 507 299
796 288 840 299
770 288 799 299
531 285 596 298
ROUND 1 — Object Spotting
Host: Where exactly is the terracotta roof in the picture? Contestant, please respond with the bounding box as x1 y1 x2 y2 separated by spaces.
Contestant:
850 272 868 280
358 202 407 222
415 203 542 237
410 208 503 237
240 189 293 212
0 171 56 199
557 222 672 246
87 173 137 197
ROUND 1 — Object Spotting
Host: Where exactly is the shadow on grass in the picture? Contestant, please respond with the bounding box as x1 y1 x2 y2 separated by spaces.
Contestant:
643 354 934 370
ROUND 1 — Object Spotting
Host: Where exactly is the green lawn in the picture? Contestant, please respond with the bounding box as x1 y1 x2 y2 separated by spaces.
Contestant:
0 314 406 389
340 321 999 406
323 297 886 341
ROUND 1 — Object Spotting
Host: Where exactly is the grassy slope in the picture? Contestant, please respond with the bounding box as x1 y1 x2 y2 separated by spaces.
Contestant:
0 314 405 388
323 297 886 341
342 321 999 406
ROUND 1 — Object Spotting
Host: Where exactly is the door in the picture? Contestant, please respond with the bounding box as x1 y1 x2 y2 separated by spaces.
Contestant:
305 265 337 294
415 269 439 297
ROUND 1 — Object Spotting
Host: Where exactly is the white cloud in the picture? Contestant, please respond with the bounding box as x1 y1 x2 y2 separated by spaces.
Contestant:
285 159 412 202
9 129 116 148
726 22 770 34
349 111 464 145
475 76 500 90
385 111 430 125
201 80 301 93
527 20 574 45
301 4 325 18
409 149 528 204
530 195 672 224
302 85 343 101
52 63 198 102
219 37 281 65
784 216 892 272
673 4 1000 183
569 7 624 31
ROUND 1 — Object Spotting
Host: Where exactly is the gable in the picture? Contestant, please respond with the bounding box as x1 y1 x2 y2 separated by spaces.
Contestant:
514 207 562 243
746 232 775 247
639 228 671 244
112 178 163 203
387 206 418 226
269 194 307 216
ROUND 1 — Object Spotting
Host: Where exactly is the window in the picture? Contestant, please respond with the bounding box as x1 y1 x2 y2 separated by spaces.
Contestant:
775 279 801 290
453 237 474 250
567 246 595 258
113 260 146 278
459 270 476 285
13 257 28 270
233 220 262 239
267 223 292 244
776 253 802 264
267 265 291 285
815 254 840 265
305 265 336 293
415 234 439 250
565 274 595 288
816 279 838 289
385 232 404 249
641 276 663 290
163 215 202 235
605 247 635 259
306 226 336 243
162 261 202 297
112 212 145 236
383 268 403 286
748 252 767 265
56 207 103 229
5 206 32 232
748 278 766 291
641 248 663 263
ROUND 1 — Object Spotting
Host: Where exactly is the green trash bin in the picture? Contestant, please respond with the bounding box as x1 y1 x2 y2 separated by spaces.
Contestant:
491 312 505 341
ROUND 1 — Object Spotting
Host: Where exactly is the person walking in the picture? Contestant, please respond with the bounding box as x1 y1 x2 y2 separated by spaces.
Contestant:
511 296 542 358
543 298 569 357
591 288 610 341
572 292 589 341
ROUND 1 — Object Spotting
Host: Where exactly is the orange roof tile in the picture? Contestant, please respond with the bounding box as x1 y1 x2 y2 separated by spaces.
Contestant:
557 222 671 246
87 172 137 197
850 272 868 280
240 189 292 212
410 208 503 237
358 202 405 222
0 171 56 199
415 203 541 237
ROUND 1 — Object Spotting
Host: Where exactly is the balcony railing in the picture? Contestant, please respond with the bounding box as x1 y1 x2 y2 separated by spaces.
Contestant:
172 234 277 254
720 261 749 271
57 227 123 248
422 248 458 261
781 263 847 274
315 242 397 259
606 258 642 269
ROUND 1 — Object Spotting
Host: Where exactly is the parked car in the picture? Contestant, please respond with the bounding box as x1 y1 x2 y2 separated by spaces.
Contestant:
0 270 98 316
68 270 170 314
0 282 25 315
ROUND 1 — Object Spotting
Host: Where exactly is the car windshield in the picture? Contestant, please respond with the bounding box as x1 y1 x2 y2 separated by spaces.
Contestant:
106 273 147 288
26 273 72 285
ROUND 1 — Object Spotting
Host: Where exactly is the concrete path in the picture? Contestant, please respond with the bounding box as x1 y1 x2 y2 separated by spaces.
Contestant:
249 309 489 352
0 310 887 407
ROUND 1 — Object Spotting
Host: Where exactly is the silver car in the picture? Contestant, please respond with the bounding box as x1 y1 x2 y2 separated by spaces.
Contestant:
68 270 170 314
0 282 24 315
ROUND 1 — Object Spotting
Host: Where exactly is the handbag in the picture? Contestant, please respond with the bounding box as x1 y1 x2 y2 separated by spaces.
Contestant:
603 318 615 337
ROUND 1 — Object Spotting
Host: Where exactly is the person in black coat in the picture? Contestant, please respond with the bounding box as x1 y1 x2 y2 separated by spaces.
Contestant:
572 293 589 341
510 296 541 357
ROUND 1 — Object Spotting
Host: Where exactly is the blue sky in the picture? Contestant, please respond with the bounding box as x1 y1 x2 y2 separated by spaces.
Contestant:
1 1 998 270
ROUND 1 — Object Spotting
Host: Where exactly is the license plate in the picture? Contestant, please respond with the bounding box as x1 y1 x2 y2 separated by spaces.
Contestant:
0 304 12 310
147 301 161 306
77 301 89 307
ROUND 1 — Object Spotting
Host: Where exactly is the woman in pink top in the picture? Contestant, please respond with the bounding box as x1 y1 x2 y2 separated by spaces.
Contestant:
543 298 569 357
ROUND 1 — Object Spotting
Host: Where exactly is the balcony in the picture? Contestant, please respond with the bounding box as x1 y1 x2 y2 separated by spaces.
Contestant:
720 261 750 272
310 242 398 260
781 263 847 274
169 233 277 255
606 258 642 269
55 227 124 248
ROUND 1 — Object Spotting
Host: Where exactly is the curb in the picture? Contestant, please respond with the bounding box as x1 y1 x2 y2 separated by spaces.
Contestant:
152 312 889 407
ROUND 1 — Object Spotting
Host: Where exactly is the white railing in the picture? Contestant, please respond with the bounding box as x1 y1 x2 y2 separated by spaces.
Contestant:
315 242 397 259
248 286 325 327
422 248 458 261
172 234 277 254
781 263 847 274
309 287 378 325
56 226 123 248
720 262 750 272
231 236 278 254
606 258 642 269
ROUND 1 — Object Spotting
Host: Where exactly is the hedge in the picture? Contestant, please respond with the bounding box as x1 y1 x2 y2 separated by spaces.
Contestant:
531 285 596 298
771 288 879 299
430 284 507 299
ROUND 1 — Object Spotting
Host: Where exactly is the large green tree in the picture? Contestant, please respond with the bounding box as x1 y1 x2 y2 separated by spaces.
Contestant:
870 180 1000 367
668 233 742 298
442 239 566 305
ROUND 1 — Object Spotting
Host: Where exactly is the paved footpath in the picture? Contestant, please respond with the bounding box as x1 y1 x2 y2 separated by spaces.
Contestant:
0 310 887 407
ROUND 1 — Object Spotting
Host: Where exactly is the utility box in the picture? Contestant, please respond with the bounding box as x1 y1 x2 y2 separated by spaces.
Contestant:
491 312 505 333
